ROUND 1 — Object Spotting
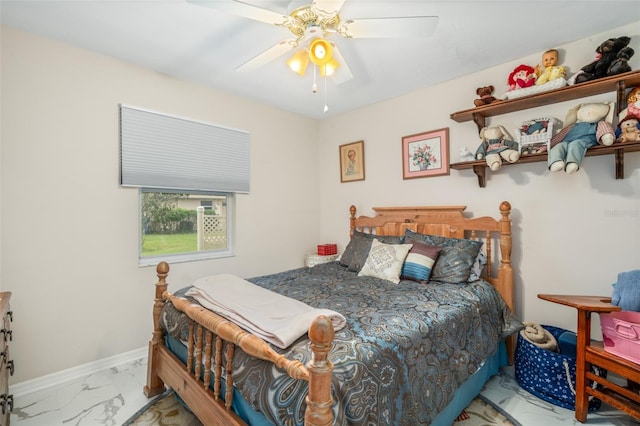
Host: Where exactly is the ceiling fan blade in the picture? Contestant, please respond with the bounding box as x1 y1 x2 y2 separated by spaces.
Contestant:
312 0 346 14
188 0 290 26
330 44 353 84
338 16 438 38
235 40 296 73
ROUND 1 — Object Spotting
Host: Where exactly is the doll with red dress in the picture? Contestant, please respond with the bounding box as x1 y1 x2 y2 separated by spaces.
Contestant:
507 64 536 91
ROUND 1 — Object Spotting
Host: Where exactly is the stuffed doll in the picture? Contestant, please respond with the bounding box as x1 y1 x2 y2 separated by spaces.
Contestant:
616 116 640 143
548 102 615 174
507 65 536 91
618 87 640 122
475 125 520 171
535 49 566 85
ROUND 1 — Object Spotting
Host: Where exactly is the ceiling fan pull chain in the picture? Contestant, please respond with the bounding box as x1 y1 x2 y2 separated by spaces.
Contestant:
312 66 318 93
324 71 329 113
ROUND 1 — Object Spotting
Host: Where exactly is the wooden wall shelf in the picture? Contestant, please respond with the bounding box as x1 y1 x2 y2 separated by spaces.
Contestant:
450 141 640 188
449 70 640 187
450 70 640 131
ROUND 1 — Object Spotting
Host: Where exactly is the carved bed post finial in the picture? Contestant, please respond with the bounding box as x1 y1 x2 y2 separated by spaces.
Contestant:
349 205 357 237
305 315 335 426
145 261 170 397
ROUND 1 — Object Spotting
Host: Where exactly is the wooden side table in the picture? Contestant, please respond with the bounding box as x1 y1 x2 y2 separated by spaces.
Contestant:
538 294 640 422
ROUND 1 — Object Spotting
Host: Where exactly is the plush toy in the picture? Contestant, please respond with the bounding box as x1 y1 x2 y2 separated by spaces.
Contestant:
618 87 640 121
474 86 501 107
475 125 520 171
459 146 476 161
535 49 566 85
608 47 635 76
507 65 536 91
616 116 640 143
548 102 615 174
573 36 632 84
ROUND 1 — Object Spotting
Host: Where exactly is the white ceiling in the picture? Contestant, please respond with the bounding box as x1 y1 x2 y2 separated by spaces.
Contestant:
1 0 638 119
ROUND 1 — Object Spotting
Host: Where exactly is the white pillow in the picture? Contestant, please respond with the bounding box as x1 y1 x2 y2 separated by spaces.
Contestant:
358 239 413 284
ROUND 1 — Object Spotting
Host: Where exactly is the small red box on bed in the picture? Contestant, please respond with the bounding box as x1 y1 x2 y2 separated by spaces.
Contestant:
317 244 337 256
600 311 640 365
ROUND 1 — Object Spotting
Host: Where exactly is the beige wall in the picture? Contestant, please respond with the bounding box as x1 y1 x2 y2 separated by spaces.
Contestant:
2 21 639 385
317 22 640 336
1 25 319 383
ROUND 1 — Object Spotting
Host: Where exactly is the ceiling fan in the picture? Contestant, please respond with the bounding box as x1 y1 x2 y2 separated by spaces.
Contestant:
188 0 438 84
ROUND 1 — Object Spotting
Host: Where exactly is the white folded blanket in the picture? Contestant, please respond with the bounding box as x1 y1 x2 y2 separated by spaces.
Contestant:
520 322 558 352
185 274 346 349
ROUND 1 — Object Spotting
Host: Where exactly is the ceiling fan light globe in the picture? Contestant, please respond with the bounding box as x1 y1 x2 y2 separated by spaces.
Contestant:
286 49 309 76
309 38 333 65
320 58 340 77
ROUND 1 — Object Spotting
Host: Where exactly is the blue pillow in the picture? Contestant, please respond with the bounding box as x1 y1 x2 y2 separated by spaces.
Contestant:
401 241 441 283
341 230 404 272
405 230 483 283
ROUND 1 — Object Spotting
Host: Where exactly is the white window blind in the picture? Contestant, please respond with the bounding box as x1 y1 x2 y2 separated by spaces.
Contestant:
120 105 250 193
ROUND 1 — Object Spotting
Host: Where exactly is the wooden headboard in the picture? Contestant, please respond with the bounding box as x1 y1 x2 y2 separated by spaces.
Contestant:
349 201 514 315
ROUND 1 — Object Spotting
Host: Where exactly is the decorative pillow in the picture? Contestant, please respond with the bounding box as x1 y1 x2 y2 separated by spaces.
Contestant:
341 230 404 272
405 230 483 283
468 249 488 282
401 241 441 283
358 239 413 284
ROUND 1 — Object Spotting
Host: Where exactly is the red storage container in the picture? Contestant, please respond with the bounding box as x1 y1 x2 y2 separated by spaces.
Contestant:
317 244 337 255
600 311 640 365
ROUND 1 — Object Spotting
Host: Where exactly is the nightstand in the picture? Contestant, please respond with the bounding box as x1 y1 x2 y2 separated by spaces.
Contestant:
305 253 339 268
538 294 640 422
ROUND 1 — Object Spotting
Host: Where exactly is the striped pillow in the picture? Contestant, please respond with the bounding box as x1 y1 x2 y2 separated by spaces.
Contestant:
401 241 441 283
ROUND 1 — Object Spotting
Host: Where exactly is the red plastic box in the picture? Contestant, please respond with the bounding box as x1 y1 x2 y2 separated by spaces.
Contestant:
600 311 640 365
317 244 337 256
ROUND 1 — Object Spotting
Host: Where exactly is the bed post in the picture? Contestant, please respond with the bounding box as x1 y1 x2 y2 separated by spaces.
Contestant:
305 315 335 426
498 201 516 362
498 201 513 312
144 261 170 398
349 205 357 237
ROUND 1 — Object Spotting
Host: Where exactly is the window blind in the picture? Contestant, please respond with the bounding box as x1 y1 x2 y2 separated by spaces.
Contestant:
120 105 250 193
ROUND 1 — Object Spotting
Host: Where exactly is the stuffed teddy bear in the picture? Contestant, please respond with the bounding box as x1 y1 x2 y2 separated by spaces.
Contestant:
535 49 566 85
548 102 615 174
573 36 631 84
474 86 501 107
616 116 640 143
608 46 635 76
507 65 536 91
475 125 520 171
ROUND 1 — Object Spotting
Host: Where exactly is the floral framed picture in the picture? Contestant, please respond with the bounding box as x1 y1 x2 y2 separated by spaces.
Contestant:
339 140 365 183
402 128 450 179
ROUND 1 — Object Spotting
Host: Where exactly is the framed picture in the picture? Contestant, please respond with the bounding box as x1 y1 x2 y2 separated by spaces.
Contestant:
402 128 450 179
339 140 365 182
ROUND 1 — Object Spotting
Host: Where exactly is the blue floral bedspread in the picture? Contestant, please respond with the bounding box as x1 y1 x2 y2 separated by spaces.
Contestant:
161 262 521 425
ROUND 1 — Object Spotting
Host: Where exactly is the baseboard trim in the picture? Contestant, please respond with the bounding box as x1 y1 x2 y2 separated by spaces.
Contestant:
10 346 147 397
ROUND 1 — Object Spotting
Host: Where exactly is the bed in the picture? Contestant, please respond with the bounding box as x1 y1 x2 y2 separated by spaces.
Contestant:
144 201 521 425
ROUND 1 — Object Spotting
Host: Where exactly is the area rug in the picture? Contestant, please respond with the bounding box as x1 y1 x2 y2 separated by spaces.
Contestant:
123 390 522 426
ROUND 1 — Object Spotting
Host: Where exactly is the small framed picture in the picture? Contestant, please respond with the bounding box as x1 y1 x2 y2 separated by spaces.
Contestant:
339 140 365 183
402 128 450 179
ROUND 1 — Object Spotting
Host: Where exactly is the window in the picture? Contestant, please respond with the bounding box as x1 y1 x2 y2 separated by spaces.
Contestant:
119 105 249 265
140 190 233 266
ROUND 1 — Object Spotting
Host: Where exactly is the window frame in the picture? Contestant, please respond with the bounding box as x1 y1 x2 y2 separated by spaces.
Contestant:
138 189 235 267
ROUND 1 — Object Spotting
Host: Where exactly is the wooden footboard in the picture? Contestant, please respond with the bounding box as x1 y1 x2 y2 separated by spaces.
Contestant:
145 261 335 426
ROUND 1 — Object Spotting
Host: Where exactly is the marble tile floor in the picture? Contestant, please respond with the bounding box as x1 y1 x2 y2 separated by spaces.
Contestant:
10 358 639 426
